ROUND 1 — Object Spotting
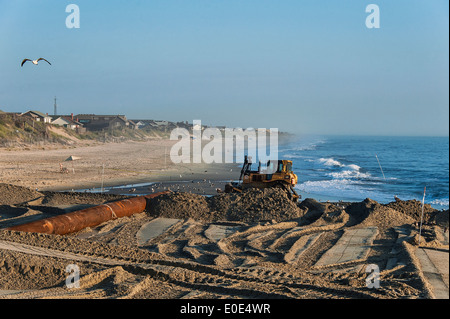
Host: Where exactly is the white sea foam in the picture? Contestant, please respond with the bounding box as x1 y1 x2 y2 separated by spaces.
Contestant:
317 158 369 179
347 164 361 171
429 198 449 208
328 170 372 179
296 179 394 203
299 179 357 190
297 179 374 200
318 158 344 167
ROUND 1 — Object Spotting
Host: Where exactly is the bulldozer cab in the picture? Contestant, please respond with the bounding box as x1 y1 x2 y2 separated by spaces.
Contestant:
266 159 293 174
240 156 295 179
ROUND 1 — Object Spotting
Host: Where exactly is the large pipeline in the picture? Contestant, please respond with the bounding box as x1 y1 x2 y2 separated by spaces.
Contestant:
7 191 170 235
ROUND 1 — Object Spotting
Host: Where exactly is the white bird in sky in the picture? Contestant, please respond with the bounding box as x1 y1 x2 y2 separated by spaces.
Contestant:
21 58 51 67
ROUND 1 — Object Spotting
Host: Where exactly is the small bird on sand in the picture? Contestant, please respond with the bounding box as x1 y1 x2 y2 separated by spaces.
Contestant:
21 58 51 67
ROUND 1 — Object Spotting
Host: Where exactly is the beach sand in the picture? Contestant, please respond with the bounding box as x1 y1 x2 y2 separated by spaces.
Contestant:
0 139 241 192
0 139 448 301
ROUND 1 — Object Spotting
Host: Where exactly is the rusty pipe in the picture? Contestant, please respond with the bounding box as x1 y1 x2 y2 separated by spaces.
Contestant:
7 191 170 235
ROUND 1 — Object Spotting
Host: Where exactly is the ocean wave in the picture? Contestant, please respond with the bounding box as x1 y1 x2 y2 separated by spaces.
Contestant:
297 179 381 193
296 179 377 199
328 170 372 179
317 158 370 178
295 179 394 203
429 198 449 207
299 179 358 189
347 164 361 171
318 158 344 167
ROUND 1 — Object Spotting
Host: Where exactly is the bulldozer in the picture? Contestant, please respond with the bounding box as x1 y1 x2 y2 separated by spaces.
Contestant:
223 156 300 202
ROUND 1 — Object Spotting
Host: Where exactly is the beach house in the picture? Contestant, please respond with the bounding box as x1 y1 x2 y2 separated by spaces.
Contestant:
20 110 52 123
75 114 130 131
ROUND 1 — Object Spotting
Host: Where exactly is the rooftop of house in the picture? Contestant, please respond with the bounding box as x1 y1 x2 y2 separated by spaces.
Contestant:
53 116 83 125
22 110 50 118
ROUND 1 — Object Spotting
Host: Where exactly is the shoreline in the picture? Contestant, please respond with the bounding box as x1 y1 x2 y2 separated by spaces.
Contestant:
1 137 447 210
49 162 242 194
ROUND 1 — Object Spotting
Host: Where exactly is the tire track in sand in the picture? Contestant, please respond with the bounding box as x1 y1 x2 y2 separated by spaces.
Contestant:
0 239 376 299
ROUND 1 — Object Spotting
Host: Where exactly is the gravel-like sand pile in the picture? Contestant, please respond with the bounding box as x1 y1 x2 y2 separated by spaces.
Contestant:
356 198 416 229
0 183 43 205
148 188 306 223
386 199 438 223
40 191 129 206
433 210 449 228
146 192 211 220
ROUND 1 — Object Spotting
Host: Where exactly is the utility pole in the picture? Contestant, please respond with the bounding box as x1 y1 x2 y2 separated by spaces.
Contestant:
54 96 57 116
418 187 426 247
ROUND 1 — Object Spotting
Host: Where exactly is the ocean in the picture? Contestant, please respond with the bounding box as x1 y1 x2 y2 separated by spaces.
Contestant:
278 135 449 210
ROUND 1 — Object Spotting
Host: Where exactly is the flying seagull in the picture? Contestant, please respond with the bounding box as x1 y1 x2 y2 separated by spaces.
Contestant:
21 58 51 67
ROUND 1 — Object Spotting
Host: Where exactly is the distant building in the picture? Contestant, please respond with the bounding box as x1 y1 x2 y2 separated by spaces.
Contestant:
20 110 52 123
109 116 129 129
129 119 193 131
127 120 139 130
133 120 148 129
155 120 169 126
75 114 129 131
51 116 84 131
176 121 191 129
131 119 165 129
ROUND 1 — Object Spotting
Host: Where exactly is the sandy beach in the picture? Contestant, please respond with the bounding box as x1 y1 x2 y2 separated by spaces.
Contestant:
0 139 241 192
0 140 448 301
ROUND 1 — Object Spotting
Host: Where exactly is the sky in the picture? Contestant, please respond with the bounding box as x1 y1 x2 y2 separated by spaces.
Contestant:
0 0 448 136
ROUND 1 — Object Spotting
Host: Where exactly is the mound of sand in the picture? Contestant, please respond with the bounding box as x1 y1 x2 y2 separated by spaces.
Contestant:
386 199 438 223
148 188 305 223
146 192 211 221
407 233 443 248
41 191 129 206
0 183 43 205
212 188 305 223
360 199 415 229
297 198 340 225
433 210 449 228
346 198 415 229
0 248 70 290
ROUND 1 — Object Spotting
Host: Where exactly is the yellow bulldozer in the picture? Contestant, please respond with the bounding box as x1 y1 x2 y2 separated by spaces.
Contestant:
224 156 300 202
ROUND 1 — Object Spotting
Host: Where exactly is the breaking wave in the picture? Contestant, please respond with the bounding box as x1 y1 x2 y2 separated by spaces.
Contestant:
328 170 372 180
296 179 384 202
317 158 371 179
318 158 344 167
429 198 449 208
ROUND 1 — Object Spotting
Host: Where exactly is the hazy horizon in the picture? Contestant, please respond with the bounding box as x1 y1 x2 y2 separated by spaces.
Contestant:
0 0 448 137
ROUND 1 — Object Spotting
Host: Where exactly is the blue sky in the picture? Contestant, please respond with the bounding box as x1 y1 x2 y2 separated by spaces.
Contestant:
0 0 448 136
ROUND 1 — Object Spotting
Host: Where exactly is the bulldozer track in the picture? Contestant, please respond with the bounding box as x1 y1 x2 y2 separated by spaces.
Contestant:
0 238 377 299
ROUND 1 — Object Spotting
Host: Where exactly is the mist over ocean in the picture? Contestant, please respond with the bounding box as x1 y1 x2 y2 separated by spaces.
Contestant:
278 135 449 210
